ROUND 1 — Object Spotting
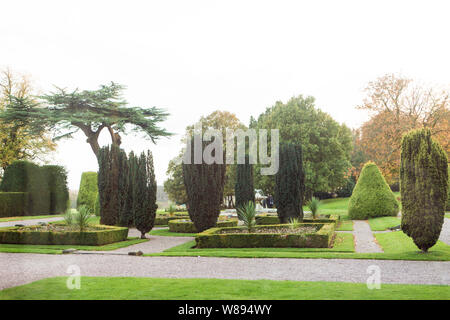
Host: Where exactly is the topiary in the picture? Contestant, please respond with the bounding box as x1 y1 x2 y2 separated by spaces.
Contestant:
42 165 69 214
274 143 305 223
447 166 450 212
117 148 133 227
400 129 448 252
97 146 120 226
0 160 50 215
348 161 399 220
76 172 98 214
235 156 255 209
182 136 226 232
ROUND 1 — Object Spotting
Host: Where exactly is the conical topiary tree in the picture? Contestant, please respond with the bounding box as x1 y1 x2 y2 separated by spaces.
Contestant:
117 149 133 227
447 165 450 211
400 129 448 252
76 172 98 213
235 156 255 209
348 161 399 220
182 136 226 232
274 143 305 223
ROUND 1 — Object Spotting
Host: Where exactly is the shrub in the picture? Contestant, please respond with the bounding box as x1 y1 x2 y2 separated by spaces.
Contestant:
348 162 399 220
0 161 50 215
400 129 448 252
76 172 98 214
274 143 305 223
168 219 238 233
447 166 450 211
235 157 255 209
237 201 256 232
0 192 28 217
118 149 133 227
42 165 69 214
183 136 226 232
74 206 92 232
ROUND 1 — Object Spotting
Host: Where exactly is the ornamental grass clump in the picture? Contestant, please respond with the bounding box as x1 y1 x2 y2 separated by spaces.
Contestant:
74 205 92 232
237 201 256 232
288 217 302 231
307 197 321 219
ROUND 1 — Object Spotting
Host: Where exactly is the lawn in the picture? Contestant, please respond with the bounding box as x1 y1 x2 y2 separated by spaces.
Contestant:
368 217 401 231
0 238 148 254
147 231 450 261
336 220 353 231
0 276 448 300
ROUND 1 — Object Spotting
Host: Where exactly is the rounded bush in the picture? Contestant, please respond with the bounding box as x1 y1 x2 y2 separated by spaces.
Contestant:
348 162 399 220
76 172 98 213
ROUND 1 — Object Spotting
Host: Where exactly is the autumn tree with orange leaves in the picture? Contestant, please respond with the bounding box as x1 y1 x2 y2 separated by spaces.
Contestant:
354 74 450 184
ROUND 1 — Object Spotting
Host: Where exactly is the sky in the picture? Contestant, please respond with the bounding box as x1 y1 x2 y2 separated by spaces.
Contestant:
1 0 450 189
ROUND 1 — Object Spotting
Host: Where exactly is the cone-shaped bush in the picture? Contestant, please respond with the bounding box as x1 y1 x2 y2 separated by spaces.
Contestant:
235 156 255 209
117 149 133 227
274 143 305 223
400 129 448 252
348 161 399 220
183 136 226 232
76 172 98 213
447 166 450 211
97 146 120 225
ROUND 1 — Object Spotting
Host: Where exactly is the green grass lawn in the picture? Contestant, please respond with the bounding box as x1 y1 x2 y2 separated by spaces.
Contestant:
0 215 63 223
0 238 148 254
0 276 448 300
336 220 353 231
368 217 401 231
148 231 450 261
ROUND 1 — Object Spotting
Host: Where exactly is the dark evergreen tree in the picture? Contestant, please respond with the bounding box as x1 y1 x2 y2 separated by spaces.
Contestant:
400 129 448 252
274 143 305 223
42 165 69 214
235 156 255 209
131 151 157 238
97 145 120 225
182 136 227 232
117 149 133 227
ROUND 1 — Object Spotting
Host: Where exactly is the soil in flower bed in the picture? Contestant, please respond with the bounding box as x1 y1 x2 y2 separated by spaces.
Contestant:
217 226 318 234
17 224 104 232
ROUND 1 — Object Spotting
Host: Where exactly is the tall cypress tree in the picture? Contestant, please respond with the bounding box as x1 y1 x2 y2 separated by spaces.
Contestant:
132 151 157 238
97 145 120 225
117 149 133 227
235 156 255 209
183 136 227 232
400 129 448 252
274 143 305 223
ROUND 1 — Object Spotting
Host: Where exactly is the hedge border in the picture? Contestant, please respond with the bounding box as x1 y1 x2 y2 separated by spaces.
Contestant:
255 214 339 226
168 219 238 233
155 215 190 226
0 224 129 246
195 222 335 248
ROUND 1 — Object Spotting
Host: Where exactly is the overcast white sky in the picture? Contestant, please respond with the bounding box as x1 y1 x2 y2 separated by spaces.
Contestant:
1 0 450 189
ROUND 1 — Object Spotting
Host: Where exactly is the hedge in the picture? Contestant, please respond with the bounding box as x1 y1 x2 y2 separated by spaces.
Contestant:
195 223 335 248
42 165 69 214
348 162 399 219
168 219 238 233
155 214 190 226
0 193 28 217
0 161 51 215
255 214 339 226
0 224 129 246
77 172 98 213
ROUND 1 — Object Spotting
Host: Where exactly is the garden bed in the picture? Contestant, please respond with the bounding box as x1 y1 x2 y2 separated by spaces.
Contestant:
0 224 129 246
155 214 190 225
168 219 238 233
255 214 339 225
195 223 335 248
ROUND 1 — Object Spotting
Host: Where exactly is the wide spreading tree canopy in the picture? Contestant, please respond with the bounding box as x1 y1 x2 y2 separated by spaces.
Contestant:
0 82 171 158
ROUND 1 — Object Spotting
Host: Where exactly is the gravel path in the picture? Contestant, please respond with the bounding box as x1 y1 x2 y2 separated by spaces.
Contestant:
352 221 383 253
0 253 449 290
439 218 450 245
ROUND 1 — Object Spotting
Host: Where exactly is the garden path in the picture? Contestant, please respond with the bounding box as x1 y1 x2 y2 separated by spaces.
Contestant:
0 217 64 228
0 252 449 290
337 220 383 253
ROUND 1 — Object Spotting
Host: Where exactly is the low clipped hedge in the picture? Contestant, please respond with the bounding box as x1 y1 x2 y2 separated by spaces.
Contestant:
155 214 190 225
196 223 335 248
0 224 129 246
0 192 28 217
255 214 339 225
169 219 238 233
